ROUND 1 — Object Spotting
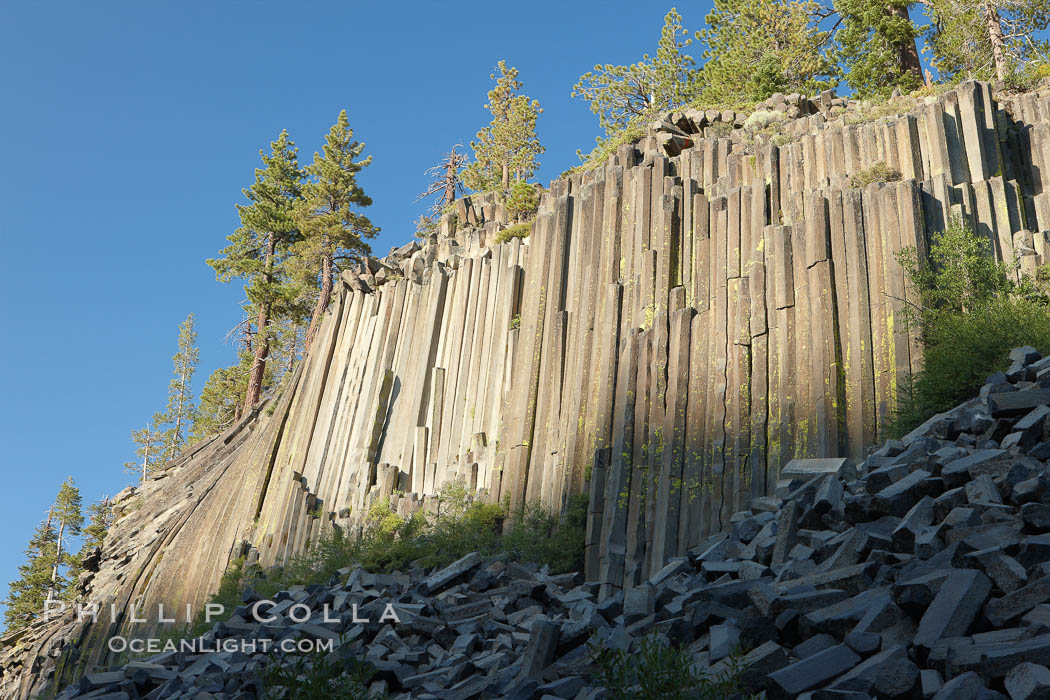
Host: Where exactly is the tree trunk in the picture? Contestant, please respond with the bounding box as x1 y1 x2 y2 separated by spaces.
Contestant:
888 3 924 84
169 374 186 461
305 245 334 351
984 1 1009 81
501 162 510 189
142 423 151 482
48 520 65 604
243 234 276 413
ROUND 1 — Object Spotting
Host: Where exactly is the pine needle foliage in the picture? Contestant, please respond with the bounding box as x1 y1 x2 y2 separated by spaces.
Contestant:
295 110 378 346
572 9 698 137
891 218 1050 434
462 61 544 192
695 0 838 105
923 0 1050 83
834 0 925 98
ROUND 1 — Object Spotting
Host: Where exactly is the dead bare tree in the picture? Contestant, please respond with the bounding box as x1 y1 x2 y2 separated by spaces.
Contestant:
417 145 468 214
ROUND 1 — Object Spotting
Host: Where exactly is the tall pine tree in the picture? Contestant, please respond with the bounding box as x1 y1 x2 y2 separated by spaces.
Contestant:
208 131 305 413
924 0 1050 82
295 110 378 347
4 514 58 632
46 478 82 605
834 0 925 97
124 412 164 482
462 61 544 191
696 0 838 104
572 10 698 136
65 497 114 602
157 314 199 461
192 355 253 439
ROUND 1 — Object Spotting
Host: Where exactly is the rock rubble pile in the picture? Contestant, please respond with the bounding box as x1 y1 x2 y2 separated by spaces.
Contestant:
59 348 1050 699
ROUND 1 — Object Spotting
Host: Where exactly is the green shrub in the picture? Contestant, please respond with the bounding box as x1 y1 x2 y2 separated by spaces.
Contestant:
589 634 749 700
413 214 437 239
705 121 735 138
505 180 539 221
891 296 1050 435
890 218 1050 436
509 314 521 331
851 161 902 188
264 642 379 699
501 492 588 575
742 109 787 132
192 487 589 635
493 221 532 245
1004 61 1050 93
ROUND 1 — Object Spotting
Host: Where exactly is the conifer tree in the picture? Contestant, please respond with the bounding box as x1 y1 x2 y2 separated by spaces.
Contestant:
834 0 925 97
192 349 254 439
462 61 544 191
4 513 58 631
155 314 199 461
295 111 378 347
572 9 698 136
65 497 113 601
46 478 82 605
208 131 305 413
79 498 112 554
923 0 1050 82
124 413 164 482
696 0 838 104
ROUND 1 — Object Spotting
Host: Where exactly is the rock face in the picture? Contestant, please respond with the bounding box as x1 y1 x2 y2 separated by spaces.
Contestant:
36 350 1050 699
4 79 1050 697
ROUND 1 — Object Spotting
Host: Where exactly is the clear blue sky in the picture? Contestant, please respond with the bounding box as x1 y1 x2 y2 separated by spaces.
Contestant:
0 1 731 615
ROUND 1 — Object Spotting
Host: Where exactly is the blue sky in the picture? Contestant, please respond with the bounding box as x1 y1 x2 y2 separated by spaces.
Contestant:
0 0 733 615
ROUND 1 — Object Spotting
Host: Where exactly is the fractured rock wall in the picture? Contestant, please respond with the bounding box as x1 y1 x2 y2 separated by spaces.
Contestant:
4 80 1050 698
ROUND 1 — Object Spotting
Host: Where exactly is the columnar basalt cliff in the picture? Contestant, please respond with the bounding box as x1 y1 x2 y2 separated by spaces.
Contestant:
4 79 1050 698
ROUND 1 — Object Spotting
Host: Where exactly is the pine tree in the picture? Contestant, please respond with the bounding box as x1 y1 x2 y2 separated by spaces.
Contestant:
924 0 1050 82
295 110 378 348
157 314 199 461
572 9 698 136
696 0 838 105
79 498 112 554
192 349 254 440
124 412 164 482
46 478 82 605
208 131 305 413
462 61 544 191
834 0 925 97
65 497 113 601
269 315 308 380
4 514 58 632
